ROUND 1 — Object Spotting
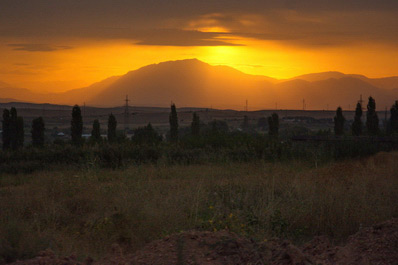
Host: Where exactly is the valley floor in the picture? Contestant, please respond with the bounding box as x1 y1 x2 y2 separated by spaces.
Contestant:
1 152 397 263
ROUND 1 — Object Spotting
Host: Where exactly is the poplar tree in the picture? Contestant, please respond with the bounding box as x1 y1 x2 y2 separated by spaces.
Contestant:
91 119 101 143
169 104 178 141
191 112 200 136
71 105 83 146
366 97 379 135
390 101 398 134
334 107 345 136
2 109 11 150
352 103 363 136
17 116 24 148
10 107 18 149
32 117 45 147
107 114 117 143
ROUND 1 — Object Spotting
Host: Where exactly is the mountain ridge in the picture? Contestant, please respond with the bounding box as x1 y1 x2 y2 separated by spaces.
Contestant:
1 59 397 110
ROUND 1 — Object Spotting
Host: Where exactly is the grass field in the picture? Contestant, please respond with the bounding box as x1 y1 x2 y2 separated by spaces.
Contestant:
1 152 397 262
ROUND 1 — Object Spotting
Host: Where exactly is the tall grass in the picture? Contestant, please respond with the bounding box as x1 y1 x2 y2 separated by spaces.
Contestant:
0 152 397 262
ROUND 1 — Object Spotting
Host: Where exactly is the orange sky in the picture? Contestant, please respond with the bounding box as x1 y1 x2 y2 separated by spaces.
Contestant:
1 39 398 93
0 1 397 92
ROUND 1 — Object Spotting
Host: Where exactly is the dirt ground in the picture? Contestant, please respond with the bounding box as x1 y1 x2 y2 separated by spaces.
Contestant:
9 218 398 265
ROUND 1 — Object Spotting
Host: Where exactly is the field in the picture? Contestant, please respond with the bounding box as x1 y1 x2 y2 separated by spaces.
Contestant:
1 151 397 263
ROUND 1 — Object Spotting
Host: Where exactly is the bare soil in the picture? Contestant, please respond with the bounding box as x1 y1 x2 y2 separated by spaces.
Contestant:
9 218 398 265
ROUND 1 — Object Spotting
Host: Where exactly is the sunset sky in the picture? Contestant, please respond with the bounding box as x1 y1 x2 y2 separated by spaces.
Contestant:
1 0 398 92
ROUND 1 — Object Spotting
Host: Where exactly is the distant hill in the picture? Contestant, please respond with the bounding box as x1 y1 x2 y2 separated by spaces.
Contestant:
289 71 348 82
0 81 45 103
1 59 397 110
87 59 275 109
290 71 398 90
0 98 19 103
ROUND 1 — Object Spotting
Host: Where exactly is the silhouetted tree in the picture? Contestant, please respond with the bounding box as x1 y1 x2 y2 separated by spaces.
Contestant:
131 123 162 145
2 109 11 150
91 119 101 143
268 113 279 137
191 112 200 136
334 107 345 136
169 104 178 142
366 97 379 135
352 103 363 136
107 114 117 143
242 115 249 131
390 101 398 134
17 116 24 148
71 105 83 146
31 117 45 147
10 107 18 149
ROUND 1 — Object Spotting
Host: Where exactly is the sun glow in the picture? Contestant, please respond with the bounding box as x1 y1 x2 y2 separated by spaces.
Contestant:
1 36 398 93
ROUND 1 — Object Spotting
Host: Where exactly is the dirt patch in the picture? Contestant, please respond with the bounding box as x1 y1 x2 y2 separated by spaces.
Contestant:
302 218 398 265
97 230 311 265
8 249 89 265
9 219 398 265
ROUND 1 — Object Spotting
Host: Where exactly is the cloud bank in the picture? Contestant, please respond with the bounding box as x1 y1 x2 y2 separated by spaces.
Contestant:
1 0 397 47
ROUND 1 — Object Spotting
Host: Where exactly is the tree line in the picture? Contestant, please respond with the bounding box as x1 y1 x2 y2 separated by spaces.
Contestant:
2 96 398 151
1 102 281 150
334 96 398 136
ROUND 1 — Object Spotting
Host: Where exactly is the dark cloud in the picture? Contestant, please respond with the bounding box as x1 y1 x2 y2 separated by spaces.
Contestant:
8 44 72 52
191 11 398 47
133 29 242 46
0 1 397 47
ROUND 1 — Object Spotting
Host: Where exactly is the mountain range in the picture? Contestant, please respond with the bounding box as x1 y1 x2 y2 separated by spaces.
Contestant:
1 59 398 110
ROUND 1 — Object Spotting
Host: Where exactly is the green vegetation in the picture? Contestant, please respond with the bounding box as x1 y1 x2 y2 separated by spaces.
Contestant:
31 117 45 148
352 103 363 136
390 101 398 134
91 119 101 144
16 116 24 149
131 123 161 146
2 107 24 150
366 96 379 135
191 112 200 136
1 99 398 262
334 107 345 136
2 109 11 150
0 152 397 262
107 114 117 143
71 105 83 146
169 103 179 142
268 113 279 137
0 101 398 174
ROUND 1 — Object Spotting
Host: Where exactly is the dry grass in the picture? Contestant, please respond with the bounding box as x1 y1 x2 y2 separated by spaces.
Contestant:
0 152 397 262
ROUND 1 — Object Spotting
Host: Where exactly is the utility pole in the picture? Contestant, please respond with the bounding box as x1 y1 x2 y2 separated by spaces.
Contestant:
124 95 129 131
303 99 306 111
245 99 248 112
